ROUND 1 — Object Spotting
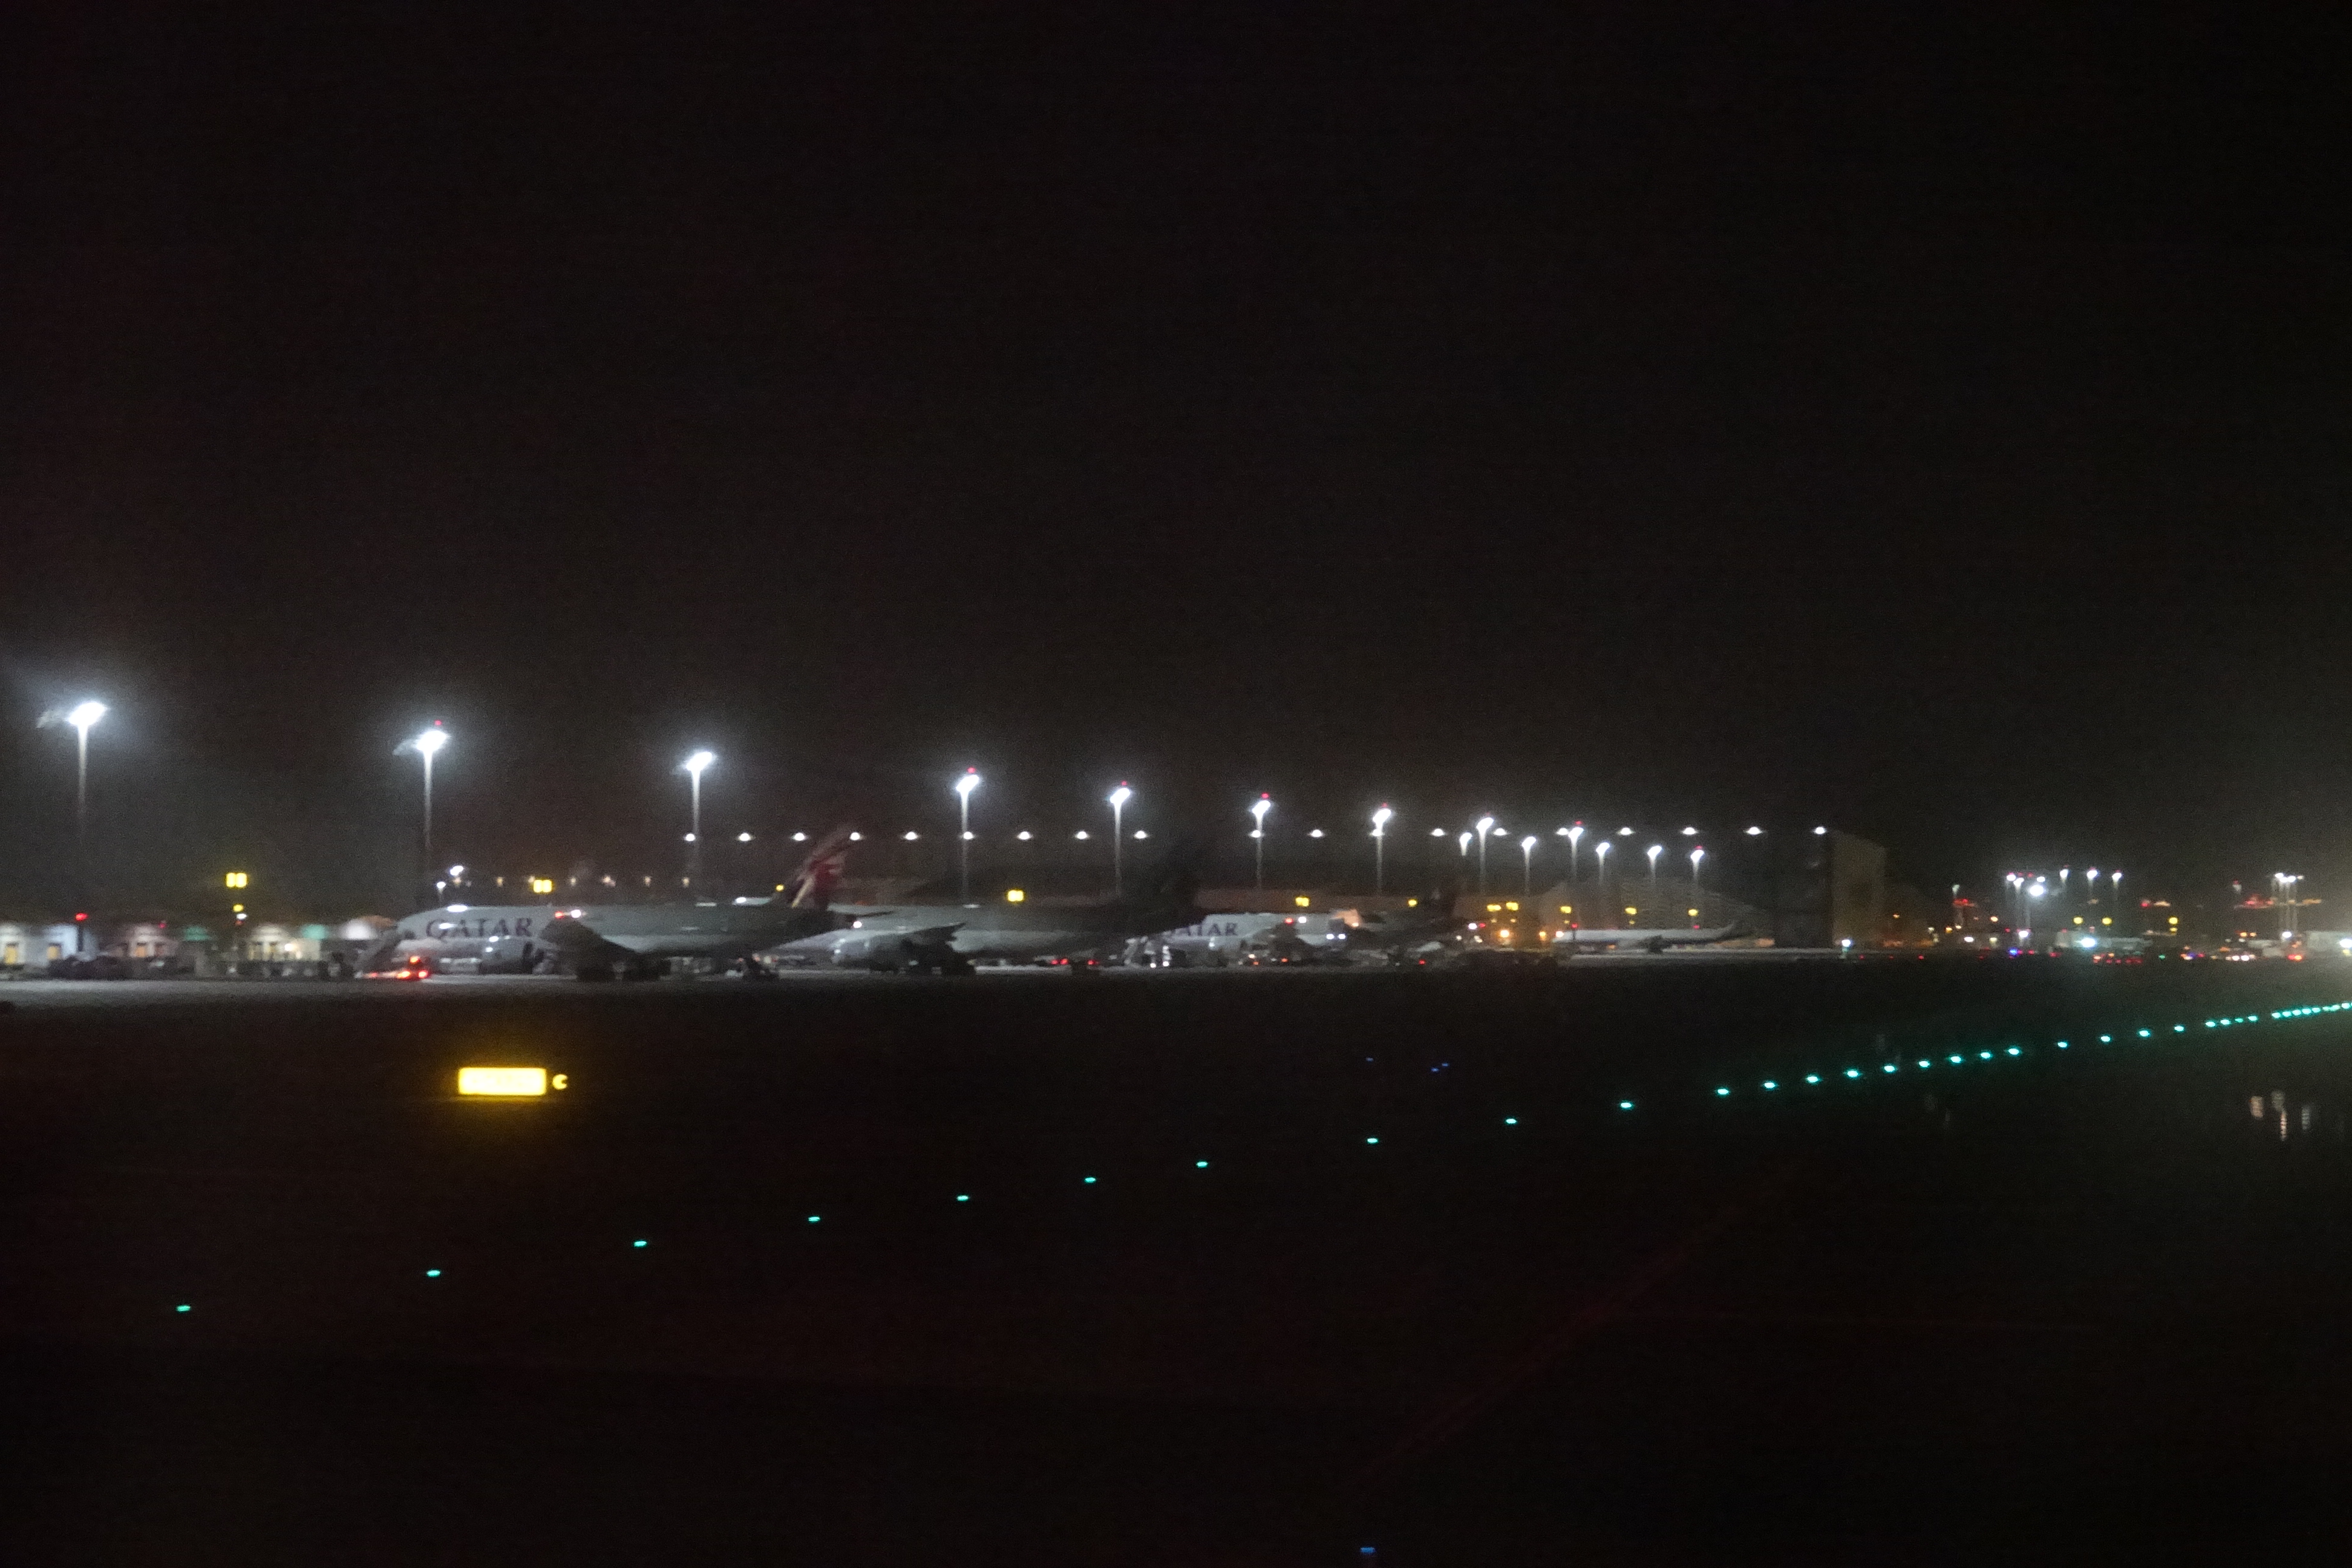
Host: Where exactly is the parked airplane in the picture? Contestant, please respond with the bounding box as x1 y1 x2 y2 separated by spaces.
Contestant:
1550 923 1748 952
772 840 1204 973
365 831 855 979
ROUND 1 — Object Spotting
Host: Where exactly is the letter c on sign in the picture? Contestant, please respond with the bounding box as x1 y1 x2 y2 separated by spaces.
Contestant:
551 1073 569 1090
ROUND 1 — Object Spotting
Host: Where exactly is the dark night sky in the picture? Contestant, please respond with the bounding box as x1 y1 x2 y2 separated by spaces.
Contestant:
4 4 2350 910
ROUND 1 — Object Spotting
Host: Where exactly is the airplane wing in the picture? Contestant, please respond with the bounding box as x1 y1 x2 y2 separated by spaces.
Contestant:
776 920 965 969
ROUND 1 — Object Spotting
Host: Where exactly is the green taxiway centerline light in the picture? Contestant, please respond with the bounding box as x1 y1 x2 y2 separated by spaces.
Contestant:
425 1269 442 1278
1805 1075 1820 1084
806 1215 820 1224
1762 1081 1777 1090
1715 1087 1731 1097
2007 1047 2022 1056
1949 1055 1964 1064
1505 1117 1519 1124
1195 1161 1209 1169
1084 1176 1097 1183
1365 1137 1380 1144
1884 1064 1900 1073
632 1239 648 1249
1846 1069 1862 1079
956 1194 970 1202
175 1304 191 1313
1618 1101 1635 1111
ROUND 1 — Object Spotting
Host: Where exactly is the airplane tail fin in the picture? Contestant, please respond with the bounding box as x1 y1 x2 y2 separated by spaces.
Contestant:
1130 834 1205 919
782 826 855 910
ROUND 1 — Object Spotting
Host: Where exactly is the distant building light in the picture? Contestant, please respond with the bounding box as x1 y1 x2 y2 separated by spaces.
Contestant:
903 831 920 840
1309 829 1325 838
1295 896 1311 908
1006 889 1026 903
792 832 808 841
1017 830 1033 840
1074 830 1090 840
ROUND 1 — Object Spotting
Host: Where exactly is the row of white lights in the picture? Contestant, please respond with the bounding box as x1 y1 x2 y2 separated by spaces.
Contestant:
398 725 1820 854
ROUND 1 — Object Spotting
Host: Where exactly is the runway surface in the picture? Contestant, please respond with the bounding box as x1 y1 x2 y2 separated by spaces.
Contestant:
4 961 2350 1563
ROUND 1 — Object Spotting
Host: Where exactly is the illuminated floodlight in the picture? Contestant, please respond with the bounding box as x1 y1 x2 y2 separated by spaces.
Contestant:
737 831 753 842
1745 825 1764 835
457 1067 549 1097
1006 888 1025 903
66 700 107 733
682 749 716 777
955 768 981 800
1681 826 1698 836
